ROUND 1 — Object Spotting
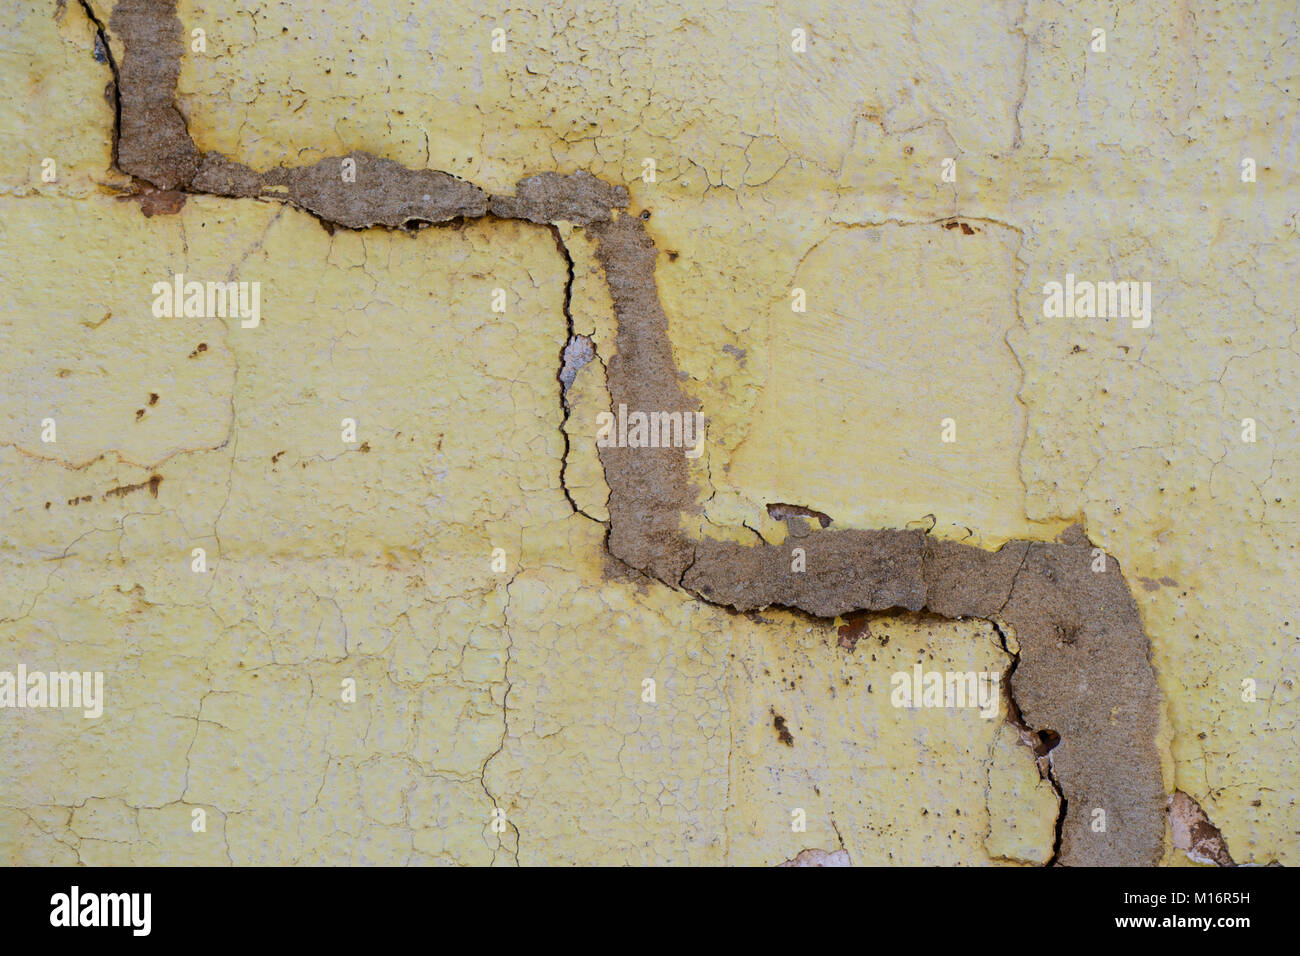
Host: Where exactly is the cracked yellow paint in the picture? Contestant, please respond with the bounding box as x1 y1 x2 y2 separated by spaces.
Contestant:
2 3 123 198
726 613 1048 865
1 0 1294 866
986 725 1060 865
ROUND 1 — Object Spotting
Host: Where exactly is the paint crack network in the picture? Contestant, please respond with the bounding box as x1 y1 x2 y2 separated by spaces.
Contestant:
75 0 1169 866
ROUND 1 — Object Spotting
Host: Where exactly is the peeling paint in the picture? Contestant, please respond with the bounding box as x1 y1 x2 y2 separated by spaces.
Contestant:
3 0 1292 867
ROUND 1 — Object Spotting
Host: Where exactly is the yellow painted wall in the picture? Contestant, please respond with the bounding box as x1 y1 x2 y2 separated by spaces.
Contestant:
1 0 1294 865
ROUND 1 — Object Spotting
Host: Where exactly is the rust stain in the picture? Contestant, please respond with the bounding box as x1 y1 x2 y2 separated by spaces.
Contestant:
102 474 163 500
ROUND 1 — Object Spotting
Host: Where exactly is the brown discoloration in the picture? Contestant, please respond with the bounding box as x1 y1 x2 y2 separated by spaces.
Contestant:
103 475 163 500
836 613 870 652
771 708 795 747
99 1 1166 866
1169 791 1236 866
125 186 186 217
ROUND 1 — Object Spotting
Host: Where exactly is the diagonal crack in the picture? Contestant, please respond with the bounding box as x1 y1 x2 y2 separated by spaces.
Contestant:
76 0 1167 867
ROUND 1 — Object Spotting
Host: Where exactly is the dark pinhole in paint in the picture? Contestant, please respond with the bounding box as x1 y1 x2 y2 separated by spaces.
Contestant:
639 210 651 220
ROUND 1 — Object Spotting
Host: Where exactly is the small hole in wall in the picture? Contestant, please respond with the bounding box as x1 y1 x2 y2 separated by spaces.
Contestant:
640 210 651 220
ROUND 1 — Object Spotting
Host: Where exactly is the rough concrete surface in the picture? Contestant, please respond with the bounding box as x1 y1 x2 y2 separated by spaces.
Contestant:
0 0 1294 866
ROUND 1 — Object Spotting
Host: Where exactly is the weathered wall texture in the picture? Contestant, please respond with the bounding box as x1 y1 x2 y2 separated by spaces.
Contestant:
0 0 1294 865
